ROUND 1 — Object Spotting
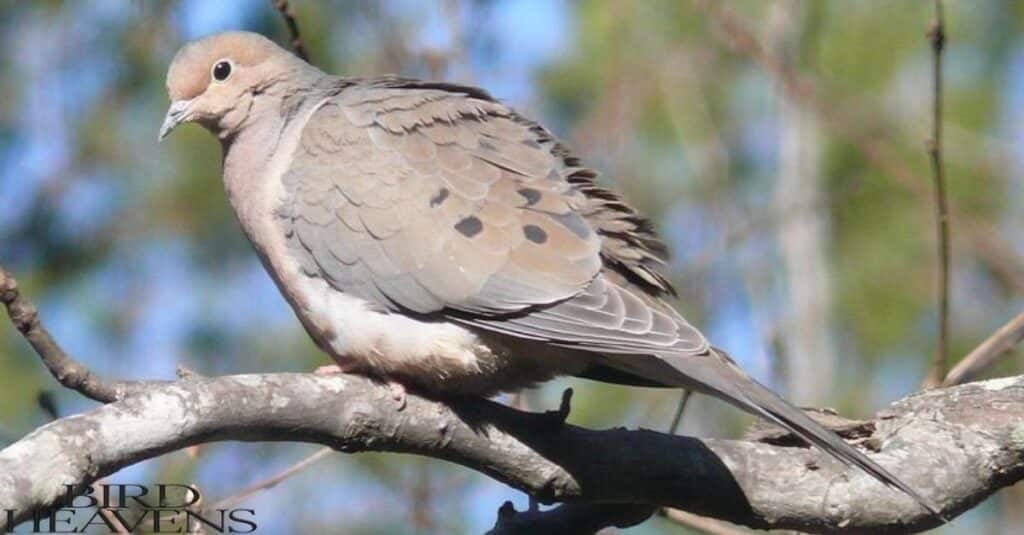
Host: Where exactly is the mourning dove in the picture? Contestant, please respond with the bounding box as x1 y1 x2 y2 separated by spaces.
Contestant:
160 31 940 516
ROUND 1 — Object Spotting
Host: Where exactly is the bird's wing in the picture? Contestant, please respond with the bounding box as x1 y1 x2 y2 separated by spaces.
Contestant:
281 77 708 352
282 79 619 312
279 79 942 516
462 272 708 354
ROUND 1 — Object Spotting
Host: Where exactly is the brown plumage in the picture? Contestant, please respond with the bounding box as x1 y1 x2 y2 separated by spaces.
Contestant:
158 31 942 518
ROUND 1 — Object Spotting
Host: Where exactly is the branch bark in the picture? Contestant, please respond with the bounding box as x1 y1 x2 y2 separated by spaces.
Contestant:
3 371 1024 533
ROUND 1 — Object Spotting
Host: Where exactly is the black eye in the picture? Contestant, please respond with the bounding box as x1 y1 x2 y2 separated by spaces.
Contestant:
212 61 232 81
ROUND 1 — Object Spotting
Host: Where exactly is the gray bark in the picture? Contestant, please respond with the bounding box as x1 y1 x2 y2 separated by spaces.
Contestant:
2 372 1023 533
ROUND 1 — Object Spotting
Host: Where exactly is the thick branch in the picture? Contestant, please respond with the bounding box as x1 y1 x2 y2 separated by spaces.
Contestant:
3 373 1024 533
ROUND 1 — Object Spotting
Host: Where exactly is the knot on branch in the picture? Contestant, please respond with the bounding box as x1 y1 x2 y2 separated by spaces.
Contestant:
0 271 40 334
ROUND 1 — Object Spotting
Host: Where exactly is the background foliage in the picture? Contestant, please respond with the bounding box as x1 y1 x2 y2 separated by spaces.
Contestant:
1 1 1021 533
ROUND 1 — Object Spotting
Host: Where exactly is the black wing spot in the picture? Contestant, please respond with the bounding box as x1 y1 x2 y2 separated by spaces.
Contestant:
430 188 450 207
523 224 548 244
516 187 542 206
455 216 483 238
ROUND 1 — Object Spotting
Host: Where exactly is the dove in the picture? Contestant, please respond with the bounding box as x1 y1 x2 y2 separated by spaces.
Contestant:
159 31 941 517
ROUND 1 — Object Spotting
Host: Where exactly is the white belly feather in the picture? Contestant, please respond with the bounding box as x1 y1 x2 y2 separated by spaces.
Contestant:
292 273 496 378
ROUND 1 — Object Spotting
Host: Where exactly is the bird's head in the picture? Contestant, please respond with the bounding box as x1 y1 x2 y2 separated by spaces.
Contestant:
159 31 307 141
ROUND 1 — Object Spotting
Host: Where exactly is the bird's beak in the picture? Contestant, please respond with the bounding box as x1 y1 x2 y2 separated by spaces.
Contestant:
159 99 193 142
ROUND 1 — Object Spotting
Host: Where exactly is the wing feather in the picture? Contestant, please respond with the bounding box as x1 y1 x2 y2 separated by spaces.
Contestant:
280 77 704 355
281 81 602 316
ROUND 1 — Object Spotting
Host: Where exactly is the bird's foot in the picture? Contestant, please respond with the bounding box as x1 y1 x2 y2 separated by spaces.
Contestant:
541 387 573 428
314 363 407 410
314 363 356 375
385 379 407 411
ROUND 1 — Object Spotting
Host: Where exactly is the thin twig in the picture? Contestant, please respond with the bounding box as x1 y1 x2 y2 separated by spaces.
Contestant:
410 462 436 532
660 508 751 535
943 311 1024 386
923 0 951 388
270 0 310 63
0 266 156 403
667 389 693 434
692 0 1024 295
90 482 131 534
209 447 331 510
165 447 331 529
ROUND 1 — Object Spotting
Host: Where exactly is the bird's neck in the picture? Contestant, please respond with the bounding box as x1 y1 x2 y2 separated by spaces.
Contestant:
219 110 292 258
219 92 325 258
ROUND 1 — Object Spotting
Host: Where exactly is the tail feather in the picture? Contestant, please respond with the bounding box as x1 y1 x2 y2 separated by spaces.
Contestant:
608 349 944 518
719 372 944 518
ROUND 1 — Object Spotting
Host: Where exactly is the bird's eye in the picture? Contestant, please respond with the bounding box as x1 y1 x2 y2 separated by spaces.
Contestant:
212 61 232 82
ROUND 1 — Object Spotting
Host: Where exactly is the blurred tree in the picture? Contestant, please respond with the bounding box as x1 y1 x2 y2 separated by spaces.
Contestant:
1 1 1021 533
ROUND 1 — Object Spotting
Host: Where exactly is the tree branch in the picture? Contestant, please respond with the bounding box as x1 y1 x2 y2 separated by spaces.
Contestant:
0 267 161 403
923 0 952 388
692 0 1024 295
4 371 1024 533
943 310 1024 386
270 0 310 62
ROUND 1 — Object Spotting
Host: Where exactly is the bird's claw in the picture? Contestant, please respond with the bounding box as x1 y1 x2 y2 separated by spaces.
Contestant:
386 379 407 411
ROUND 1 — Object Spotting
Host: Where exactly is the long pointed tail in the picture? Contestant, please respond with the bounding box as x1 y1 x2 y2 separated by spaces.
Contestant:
609 348 944 518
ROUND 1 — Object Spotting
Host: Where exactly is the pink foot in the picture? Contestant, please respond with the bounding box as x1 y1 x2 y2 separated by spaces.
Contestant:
314 363 407 410
315 362 357 375
386 379 407 411
314 364 345 375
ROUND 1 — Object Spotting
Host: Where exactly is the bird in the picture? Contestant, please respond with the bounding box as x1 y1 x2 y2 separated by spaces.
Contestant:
159 31 941 517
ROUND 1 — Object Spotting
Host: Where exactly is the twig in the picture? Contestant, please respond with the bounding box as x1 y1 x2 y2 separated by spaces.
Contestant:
36 391 59 421
210 447 331 510
923 0 951 388
0 266 157 403
668 389 693 434
90 482 131 534
270 0 310 63
165 447 331 529
943 311 1024 386
691 0 1024 295
660 508 751 535
410 461 436 532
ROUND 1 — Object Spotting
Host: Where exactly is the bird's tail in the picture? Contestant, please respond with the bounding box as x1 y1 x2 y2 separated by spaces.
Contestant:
610 348 944 519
